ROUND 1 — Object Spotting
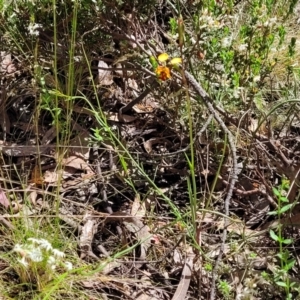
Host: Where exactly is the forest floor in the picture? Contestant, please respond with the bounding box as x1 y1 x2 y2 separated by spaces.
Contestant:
1 1 300 299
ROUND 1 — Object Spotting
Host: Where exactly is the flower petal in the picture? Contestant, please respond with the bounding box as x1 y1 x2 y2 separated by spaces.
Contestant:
52 248 65 258
170 57 182 65
64 261 73 270
157 53 169 62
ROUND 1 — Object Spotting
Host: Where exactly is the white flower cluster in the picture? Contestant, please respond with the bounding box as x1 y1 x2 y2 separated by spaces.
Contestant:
199 9 222 29
13 238 72 271
221 36 233 48
28 23 42 36
253 5 278 29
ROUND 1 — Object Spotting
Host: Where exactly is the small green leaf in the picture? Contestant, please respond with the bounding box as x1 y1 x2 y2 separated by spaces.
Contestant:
149 56 158 70
285 259 295 270
273 187 280 197
278 204 293 214
277 236 284 243
276 281 287 287
277 251 289 261
269 229 279 241
267 211 278 216
253 93 266 112
279 196 289 203
282 238 293 245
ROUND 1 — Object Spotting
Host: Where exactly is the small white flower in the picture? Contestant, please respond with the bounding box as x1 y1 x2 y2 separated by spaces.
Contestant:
48 256 56 265
64 261 73 270
253 75 261 83
28 248 43 262
237 44 248 52
222 36 232 48
18 257 28 268
233 88 241 98
52 248 65 258
264 17 277 27
13 244 29 258
28 23 42 36
28 238 39 244
38 239 53 251
47 255 57 270
73 56 82 62
13 244 24 253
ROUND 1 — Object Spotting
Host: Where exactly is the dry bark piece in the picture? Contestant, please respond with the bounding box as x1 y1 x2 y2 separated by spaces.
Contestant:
41 125 57 145
0 84 10 140
0 142 56 157
100 260 123 275
123 217 151 264
59 207 83 233
98 60 113 86
80 217 97 259
171 251 195 300
0 216 14 230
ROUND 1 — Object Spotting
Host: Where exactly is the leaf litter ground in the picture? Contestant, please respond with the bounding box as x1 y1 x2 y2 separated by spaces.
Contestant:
1 11 300 300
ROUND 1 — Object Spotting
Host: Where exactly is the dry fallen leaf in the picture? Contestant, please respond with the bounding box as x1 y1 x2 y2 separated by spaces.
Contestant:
131 194 147 218
123 215 152 266
41 125 56 145
30 165 45 185
0 52 16 74
80 218 97 259
62 155 94 174
0 186 10 208
43 168 76 184
143 138 171 153
106 112 136 123
98 60 113 86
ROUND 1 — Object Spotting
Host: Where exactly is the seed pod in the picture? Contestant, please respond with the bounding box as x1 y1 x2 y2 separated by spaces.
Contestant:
149 56 158 71
178 15 185 48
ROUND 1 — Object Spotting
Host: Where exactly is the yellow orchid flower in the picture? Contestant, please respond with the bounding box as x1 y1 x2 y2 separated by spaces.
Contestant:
150 53 182 81
155 66 171 81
